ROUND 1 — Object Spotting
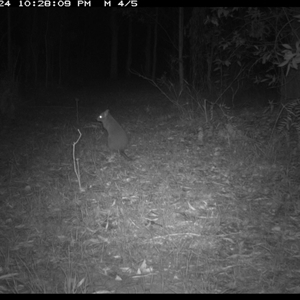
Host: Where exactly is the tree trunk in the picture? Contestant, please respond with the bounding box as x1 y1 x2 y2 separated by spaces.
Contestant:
281 7 300 102
145 22 151 77
44 11 49 88
126 19 132 78
151 8 158 80
7 9 12 75
58 21 63 85
178 7 184 91
110 9 118 80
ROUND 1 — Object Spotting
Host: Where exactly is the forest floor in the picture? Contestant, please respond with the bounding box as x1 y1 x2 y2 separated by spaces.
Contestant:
0 80 300 293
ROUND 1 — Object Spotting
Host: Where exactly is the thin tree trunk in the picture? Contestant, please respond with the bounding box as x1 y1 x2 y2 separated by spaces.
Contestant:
145 22 151 77
59 20 63 85
126 19 132 77
110 9 118 79
7 9 12 75
44 11 49 88
31 10 39 86
178 7 184 91
151 8 158 80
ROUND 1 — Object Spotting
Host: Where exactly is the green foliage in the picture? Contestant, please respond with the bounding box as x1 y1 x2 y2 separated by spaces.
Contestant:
279 40 300 76
204 7 299 88
277 98 300 149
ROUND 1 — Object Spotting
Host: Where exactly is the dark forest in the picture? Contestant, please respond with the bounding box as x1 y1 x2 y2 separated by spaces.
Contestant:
0 7 300 294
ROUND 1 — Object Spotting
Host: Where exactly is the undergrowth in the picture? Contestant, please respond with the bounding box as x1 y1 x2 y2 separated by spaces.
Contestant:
0 85 299 293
